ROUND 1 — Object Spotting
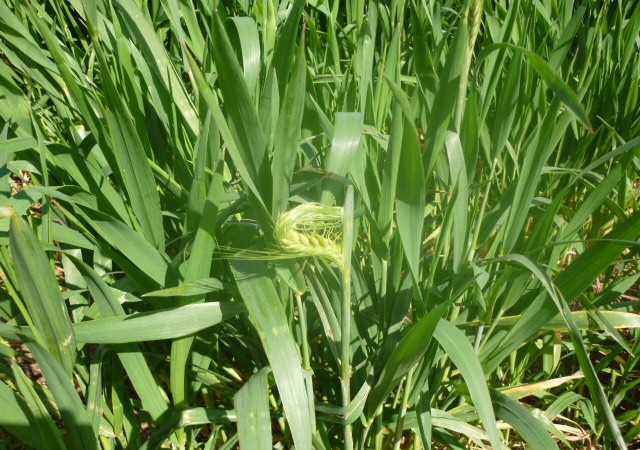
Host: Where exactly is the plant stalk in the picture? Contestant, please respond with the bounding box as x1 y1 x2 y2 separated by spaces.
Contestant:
341 185 355 450
295 292 310 371
393 368 415 450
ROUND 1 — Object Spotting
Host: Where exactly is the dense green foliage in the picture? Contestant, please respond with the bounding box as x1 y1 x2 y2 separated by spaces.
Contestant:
1 0 639 448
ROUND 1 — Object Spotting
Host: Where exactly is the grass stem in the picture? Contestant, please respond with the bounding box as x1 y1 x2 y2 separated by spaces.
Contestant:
341 186 355 450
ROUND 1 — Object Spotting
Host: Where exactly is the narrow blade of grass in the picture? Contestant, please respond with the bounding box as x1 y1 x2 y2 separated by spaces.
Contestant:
68 255 169 420
271 35 306 217
143 278 225 298
479 43 592 130
7 362 66 450
210 11 267 193
491 254 628 449
92 39 165 249
111 0 198 136
366 302 448 417
77 206 174 287
270 0 306 97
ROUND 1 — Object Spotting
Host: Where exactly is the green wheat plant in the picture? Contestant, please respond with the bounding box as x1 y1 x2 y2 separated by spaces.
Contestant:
0 0 639 449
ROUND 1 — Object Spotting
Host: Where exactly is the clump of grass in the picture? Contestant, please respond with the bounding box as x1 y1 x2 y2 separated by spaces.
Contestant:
0 0 639 449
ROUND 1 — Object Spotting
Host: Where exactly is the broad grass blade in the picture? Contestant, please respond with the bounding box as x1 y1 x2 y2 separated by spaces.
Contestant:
0 136 37 155
185 49 269 217
445 132 469 271
377 98 402 247
315 382 370 425
95 72 165 248
501 102 565 252
234 367 272 449
548 2 587 70
478 1 519 121
272 37 306 217
49 146 132 226
549 163 626 265
433 319 502 449
25 7 107 165
227 17 261 94
73 302 244 343
27 342 99 450
397 409 493 447
231 259 312 450
321 112 364 205
490 389 559 450
9 214 76 376
88 35 165 249
356 2 377 112
485 310 640 331
170 163 224 406
491 54 521 157
184 113 216 234
395 118 425 286
85 347 104 437
423 11 469 175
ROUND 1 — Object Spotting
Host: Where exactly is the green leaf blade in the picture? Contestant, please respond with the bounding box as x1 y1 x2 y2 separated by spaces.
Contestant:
9 214 76 376
231 259 312 450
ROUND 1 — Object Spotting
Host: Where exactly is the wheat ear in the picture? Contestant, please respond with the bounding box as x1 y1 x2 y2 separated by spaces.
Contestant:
274 202 344 269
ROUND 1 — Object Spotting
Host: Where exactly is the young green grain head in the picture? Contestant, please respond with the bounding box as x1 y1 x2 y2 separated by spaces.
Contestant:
274 202 344 269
